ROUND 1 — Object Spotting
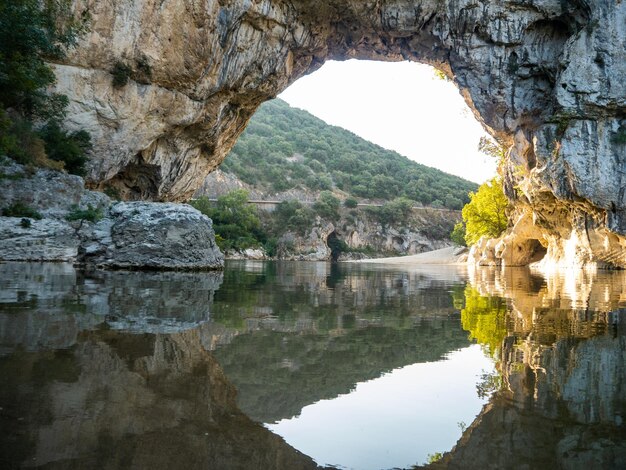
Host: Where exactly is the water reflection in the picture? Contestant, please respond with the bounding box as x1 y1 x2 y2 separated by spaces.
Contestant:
438 267 626 469
0 328 317 469
0 261 625 469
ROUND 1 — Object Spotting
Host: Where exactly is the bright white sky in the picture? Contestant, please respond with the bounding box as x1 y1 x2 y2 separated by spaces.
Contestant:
279 60 496 184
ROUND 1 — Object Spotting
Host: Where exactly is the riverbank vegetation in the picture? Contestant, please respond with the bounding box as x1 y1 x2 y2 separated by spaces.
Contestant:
191 189 456 257
452 177 509 246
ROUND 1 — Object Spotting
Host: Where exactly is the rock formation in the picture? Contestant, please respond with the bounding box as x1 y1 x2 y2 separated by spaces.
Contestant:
0 163 224 269
54 0 625 268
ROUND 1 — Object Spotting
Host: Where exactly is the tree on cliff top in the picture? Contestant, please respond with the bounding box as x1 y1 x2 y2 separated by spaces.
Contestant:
462 177 508 246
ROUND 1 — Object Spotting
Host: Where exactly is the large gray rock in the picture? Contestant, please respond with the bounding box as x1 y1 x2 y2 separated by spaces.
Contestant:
0 165 224 269
81 202 224 270
0 161 110 218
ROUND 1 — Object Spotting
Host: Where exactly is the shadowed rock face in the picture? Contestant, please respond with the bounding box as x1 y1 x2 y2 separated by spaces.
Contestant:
57 1 626 267
0 328 319 470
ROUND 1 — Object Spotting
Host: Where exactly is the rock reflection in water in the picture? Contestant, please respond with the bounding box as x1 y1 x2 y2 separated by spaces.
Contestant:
0 328 317 469
0 262 223 354
437 267 626 469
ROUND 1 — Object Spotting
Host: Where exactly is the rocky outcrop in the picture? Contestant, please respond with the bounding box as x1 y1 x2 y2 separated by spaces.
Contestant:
54 1 625 268
259 208 457 261
81 202 223 269
0 163 223 269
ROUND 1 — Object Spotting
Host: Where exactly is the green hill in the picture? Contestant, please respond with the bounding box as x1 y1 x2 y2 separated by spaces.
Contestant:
220 99 478 210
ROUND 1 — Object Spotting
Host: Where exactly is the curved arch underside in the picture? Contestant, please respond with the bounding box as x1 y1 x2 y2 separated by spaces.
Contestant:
56 0 626 268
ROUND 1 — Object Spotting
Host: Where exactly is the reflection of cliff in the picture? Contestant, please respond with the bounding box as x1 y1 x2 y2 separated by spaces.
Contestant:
0 328 318 469
436 271 626 469
467 266 626 338
0 263 223 354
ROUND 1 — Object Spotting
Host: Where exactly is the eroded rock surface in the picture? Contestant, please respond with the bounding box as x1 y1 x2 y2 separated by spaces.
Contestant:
54 1 626 268
0 164 223 268
82 202 224 269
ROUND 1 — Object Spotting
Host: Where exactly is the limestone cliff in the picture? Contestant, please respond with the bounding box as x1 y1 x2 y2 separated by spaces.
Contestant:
56 0 624 267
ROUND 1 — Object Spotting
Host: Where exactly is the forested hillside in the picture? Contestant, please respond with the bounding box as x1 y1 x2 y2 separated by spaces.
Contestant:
220 99 477 209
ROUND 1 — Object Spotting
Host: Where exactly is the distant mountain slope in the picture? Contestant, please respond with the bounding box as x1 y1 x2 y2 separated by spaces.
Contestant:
219 99 478 210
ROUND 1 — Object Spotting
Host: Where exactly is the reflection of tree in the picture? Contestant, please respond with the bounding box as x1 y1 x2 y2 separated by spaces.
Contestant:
460 287 508 357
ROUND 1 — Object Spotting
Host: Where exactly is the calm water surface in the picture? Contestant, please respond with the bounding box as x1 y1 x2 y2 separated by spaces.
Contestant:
1 261 625 469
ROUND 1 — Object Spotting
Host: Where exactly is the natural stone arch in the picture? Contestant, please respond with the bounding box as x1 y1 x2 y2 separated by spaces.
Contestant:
56 1 626 267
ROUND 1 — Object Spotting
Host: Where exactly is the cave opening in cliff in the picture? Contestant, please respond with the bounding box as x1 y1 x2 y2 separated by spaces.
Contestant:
326 231 344 262
526 239 548 265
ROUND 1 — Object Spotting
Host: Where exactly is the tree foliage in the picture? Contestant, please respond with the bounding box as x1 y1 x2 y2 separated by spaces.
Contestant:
0 0 91 175
450 222 466 246
313 191 340 220
221 99 477 209
190 190 264 251
462 178 508 246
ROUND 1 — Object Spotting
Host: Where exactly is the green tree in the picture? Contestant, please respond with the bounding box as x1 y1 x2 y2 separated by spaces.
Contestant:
313 191 340 220
462 178 508 246
0 0 91 174
273 200 314 235
0 0 88 118
344 197 358 208
191 190 263 251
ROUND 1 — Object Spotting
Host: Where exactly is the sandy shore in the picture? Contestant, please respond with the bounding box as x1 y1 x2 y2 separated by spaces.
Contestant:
349 246 468 265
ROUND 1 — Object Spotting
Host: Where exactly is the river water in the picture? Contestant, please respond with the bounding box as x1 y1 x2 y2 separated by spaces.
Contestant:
1 261 624 469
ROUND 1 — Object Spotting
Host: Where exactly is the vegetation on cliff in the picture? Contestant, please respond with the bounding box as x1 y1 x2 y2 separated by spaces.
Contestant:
221 99 477 210
192 189 456 257
0 0 91 175
460 178 509 246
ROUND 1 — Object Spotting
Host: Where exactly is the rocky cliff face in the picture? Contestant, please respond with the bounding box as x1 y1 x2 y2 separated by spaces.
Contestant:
274 207 456 261
57 0 624 267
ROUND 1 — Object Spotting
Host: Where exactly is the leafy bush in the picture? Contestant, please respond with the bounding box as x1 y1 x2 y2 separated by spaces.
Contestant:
366 197 414 227
191 191 265 251
451 222 467 246
344 197 358 208
2 202 42 220
39 120 91 175
272 200 315 235
66 204 102 222
111 61 132 88
462 178 508 245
